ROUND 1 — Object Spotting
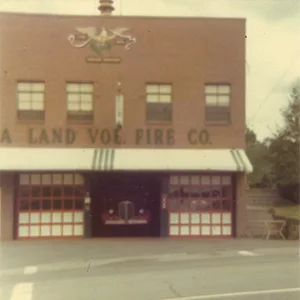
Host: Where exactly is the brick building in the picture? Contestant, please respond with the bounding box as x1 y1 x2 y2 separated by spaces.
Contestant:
0 2 252 240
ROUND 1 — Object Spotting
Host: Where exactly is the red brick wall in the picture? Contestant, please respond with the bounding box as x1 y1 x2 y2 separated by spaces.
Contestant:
0 13 246 149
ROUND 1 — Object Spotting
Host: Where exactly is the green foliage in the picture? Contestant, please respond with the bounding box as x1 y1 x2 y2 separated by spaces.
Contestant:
246 128 272 187
273 205 300 221
267 79 300 186
246 78 300 192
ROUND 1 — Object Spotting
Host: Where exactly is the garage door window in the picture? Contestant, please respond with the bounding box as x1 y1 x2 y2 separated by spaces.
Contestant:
167 174 233 237
17 173 85 239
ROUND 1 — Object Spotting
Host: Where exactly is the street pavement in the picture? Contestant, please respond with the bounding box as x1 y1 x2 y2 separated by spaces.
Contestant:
0 238 299 300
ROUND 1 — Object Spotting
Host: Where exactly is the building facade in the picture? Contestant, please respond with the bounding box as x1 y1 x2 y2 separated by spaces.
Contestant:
0 9 252 241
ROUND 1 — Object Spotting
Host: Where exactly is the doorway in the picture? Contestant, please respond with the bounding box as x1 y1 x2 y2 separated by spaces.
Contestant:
90 172 161 237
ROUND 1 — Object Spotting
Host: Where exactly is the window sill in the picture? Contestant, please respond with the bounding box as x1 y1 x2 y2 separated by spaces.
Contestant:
205 121 232 126
16 119 45 124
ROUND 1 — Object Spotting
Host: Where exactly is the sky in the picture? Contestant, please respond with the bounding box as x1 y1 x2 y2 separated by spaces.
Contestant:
0 0 299 141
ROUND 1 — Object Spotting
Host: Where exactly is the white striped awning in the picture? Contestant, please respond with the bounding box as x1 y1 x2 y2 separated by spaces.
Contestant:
0 148 253 173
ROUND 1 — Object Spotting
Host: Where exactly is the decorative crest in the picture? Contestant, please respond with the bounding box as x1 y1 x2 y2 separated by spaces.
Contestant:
68 26 136 56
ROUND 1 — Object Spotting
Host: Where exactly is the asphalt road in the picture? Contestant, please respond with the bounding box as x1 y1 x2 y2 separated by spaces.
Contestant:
1 238 299 269
1 245 299 300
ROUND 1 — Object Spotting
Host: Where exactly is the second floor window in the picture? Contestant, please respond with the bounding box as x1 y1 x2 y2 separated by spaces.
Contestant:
17 82 45 120
146 84 172 122
67 83 93 121
205 84 231 123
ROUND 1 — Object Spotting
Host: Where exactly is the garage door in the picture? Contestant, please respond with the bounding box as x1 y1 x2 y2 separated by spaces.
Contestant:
167 174 233 237
17 173 85 239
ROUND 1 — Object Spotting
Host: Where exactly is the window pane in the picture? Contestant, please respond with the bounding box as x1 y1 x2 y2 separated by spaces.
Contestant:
64 200 73 209
180 199 190 211
191 176 200 185
212 200 222 210
42 199 51 210
18 93 31 102
182 186 201 197
20 200 30 210
42 174 52 184
159 84 172 94
74 174 84 185
168 199 180 211
74 187 84 197
211 176 221 185
81 94 92 102
205 95 217 106
63 174 74 185
68 93 80 102
222 186 232 197
31 200 40 210
18 101 31 110
147 94 159 103
170 176 179 185
63 187 73 197
68 102 80 111
32 93 44 102
160 94 172 103
32 83 45 92
169 186 181 197
146 84 159 93
20 174 30 185
31 174 41 184
80 102 92 111
19 186 30 197
74 199 84 210
222 199 231 210
53 187 62 197
222 176 231 185
42 187 51 197
218 85 230 94
18 83 31 91
53 199 62 209
67 84 80 92
218 95 230 106
32 187 41 197
32 101 44 110
201 176 210 185
200 188 211 198
80 84 93 92
205 85 217 94
53 174 63 184
180 176 189 185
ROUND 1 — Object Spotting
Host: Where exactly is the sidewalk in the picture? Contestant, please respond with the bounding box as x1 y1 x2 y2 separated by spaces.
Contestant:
0 238 298 271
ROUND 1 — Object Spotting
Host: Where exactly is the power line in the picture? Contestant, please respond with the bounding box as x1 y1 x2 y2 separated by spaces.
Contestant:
247 49 300 125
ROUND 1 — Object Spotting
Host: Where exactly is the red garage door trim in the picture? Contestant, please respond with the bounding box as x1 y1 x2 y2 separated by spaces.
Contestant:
16 173 85 239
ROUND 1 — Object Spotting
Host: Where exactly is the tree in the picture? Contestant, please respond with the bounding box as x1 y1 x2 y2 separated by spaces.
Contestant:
246 127 272 187
267 79 300 202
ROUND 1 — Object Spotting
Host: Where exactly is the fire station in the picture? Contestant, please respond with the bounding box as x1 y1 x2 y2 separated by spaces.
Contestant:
0 1 252 240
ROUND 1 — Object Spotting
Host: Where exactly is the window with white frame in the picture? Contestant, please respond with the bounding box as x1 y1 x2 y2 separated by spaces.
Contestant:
146 84 172 122
205 84 231 123
17 82 45 120
66 83 93 121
